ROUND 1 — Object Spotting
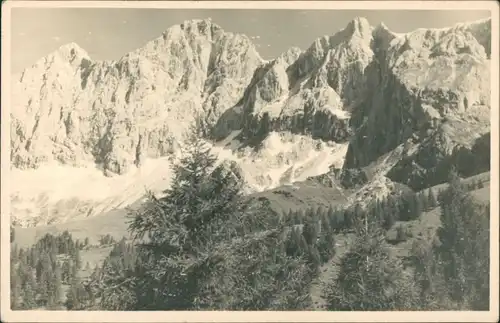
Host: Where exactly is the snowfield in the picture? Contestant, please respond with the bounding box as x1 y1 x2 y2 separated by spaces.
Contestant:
10 131 349 227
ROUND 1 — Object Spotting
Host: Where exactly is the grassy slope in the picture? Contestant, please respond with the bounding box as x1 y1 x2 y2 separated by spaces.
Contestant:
252 180 349 214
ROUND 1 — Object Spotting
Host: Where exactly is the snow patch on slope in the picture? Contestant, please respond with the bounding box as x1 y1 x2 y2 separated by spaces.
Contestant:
212 131 349 191
11 131 349 227
10 158 174 227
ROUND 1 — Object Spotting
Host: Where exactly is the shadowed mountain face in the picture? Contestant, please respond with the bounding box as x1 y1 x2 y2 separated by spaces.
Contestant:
10 17 491 227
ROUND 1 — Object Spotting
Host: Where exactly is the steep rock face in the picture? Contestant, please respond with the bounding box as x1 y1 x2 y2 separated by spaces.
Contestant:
214 17 380 145
11 19 263 175
343 18 491 190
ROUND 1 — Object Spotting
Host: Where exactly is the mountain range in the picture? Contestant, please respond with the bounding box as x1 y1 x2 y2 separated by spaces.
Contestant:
9 16 492 227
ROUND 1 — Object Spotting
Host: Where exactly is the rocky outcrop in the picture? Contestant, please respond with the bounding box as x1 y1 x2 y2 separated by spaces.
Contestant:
387 130 491 190
214 18 380 145
342 18 491 190
11 19 263 175
212 16 491 191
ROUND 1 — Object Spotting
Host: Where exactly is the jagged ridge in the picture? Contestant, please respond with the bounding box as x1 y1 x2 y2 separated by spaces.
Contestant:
11 18 264 175
9 16 492 227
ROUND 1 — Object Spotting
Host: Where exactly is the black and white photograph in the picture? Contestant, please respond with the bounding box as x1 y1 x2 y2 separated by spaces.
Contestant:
1 1 498 322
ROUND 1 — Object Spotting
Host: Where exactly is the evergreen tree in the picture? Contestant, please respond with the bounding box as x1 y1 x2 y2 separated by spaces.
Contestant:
48 264 63 308
36 256 53 306
410 237 450 309
308 245 322 273
11 267 22 310
382 206 396 231
297 232 310 256
292 210 302 225
66 277 85 310
434 172 489 309
71 259 79 279
62 260 71 284
324 214 421 310
302 219 319 246
18 261 38 309
316 217 336 264
98 119 312 310
11 244 19 264
74 247 82 270
286 228 304 257
342 209 352 230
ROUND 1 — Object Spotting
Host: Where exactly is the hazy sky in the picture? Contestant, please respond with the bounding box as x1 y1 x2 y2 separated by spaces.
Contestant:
10 8 491 73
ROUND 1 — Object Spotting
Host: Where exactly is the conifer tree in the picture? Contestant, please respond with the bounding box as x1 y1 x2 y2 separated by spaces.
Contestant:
308 245 322 273
36 256 54 306
11 267 22 310
302 219 319 246
74 247 82 270
98 119 312 310
11 244 19 264
66 277 86 310
48 264 63 308
286 228 304 257
71 259 79 279
62 260 71 284
19 262 37 309
434 172 489 309
410 236 449 309
342 209 352 230
23 276 38 309
316 217 336 263
324 213 421 310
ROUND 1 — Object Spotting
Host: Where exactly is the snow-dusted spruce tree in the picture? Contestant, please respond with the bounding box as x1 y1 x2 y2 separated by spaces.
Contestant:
324 213 421 310
96 118 313 310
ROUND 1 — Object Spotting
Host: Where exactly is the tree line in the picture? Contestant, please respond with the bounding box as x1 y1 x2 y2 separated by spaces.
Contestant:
10 231 87 309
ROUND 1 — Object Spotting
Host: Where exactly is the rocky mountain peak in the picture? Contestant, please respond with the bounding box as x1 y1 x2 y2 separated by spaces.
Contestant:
10 16 492 227
56 42 91 60
345 16 373 39
10 19 264 175
14 42 91 84
276 47 303 66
